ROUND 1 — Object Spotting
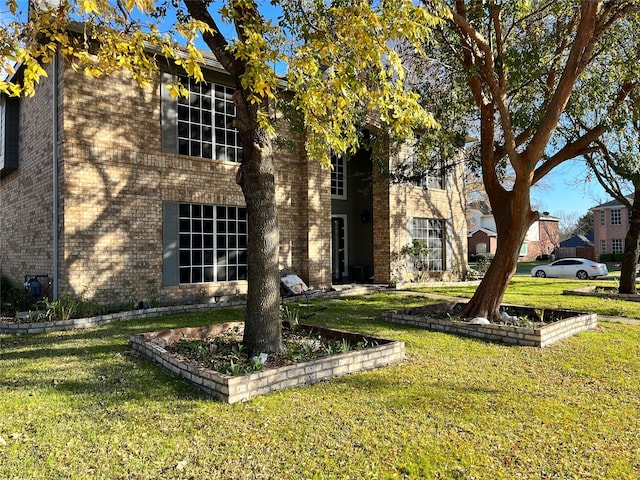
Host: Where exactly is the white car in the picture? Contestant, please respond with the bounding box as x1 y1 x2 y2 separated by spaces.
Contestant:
531 258 608 280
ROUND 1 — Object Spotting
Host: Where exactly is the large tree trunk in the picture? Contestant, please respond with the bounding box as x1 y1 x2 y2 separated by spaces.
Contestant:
236 112 282 355
618 189 640 295
461 188 536 322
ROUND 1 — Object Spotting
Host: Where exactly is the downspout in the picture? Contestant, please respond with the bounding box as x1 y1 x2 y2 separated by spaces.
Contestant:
52 50 59 299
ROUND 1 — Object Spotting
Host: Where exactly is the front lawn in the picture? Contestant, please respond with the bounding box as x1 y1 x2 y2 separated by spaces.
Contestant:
1 292 639 479
421 276 640 318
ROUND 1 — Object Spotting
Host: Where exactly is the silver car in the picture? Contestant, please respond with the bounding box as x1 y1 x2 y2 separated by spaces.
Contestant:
531 258 608 280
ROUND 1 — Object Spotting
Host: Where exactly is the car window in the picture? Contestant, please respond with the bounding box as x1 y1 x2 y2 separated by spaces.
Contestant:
553 260 570 266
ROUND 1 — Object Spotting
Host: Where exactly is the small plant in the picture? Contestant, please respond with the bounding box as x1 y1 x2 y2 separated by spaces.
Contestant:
44 293 80 322
280 303 299 329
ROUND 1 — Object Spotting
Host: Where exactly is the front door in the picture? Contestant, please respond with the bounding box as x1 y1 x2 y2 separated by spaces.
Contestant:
331 215 348 283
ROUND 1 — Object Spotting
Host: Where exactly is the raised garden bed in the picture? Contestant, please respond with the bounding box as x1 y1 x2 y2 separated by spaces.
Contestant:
130 322 405 403
564 285 640 302
382 302 597 347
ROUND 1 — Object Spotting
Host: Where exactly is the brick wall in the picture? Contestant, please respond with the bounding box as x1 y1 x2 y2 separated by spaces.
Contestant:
0 59 58 292
373 147 468 283
64 65 331 304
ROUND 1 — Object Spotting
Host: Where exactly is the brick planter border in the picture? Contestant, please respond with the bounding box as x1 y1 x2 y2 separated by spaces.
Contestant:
129 322 405 403
564 285 640 302
382 305 597 347
0 299 245 335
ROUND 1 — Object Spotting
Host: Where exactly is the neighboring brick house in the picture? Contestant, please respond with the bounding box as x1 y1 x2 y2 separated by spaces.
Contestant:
0 51 467 306
592 195 634 261
467 208 559 261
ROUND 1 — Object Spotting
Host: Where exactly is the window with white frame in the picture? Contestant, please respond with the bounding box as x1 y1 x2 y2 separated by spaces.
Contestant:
0 95 5 168
400 135 446 189
611 209 621 225
161 71 243 163
0 93 19 174
600 239 606 254
331 154 346 198
177 75 242 162
611 238 623 254
178 203 247 284
600 210 605 225
412 218 444 271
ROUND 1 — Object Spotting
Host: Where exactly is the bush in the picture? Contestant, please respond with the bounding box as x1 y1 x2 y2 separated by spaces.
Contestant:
0 276 39 315
599 253 624 262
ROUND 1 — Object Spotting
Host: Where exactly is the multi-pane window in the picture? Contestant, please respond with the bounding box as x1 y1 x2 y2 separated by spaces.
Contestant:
0 95 5 168
611 238 623 254
611 209 621 225
412 218 444 271
402 136 446 189
176 75 243 163
600 239 607 254
600 210 605 225
178 203 247 284
331 154 346 198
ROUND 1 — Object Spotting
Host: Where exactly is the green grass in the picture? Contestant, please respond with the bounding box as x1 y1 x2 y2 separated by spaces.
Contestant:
1 292 639 479
418 275 640 318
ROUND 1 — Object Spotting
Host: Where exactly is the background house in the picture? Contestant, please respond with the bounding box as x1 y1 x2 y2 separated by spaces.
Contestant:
592 195 634 261
557 234 595 260
0 50 468 305
467 208 560 261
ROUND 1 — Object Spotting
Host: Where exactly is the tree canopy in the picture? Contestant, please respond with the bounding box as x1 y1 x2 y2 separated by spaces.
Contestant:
1 0 444 353
406 0 640 319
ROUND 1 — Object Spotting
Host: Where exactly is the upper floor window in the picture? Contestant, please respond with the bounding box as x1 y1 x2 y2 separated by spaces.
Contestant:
0 93 19 176
600 210 605 225
401 135 446 190
161 72 242 163
611 209 621 225
331 154 346 199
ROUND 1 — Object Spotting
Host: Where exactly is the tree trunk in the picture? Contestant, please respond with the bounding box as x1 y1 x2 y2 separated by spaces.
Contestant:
461 189 536 322
236 127 283 355
618 189 640 295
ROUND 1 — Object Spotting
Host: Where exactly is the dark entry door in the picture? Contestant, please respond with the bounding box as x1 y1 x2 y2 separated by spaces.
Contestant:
331 215 347 282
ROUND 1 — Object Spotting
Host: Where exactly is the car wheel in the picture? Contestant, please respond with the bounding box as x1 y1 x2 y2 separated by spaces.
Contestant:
535 270 546 278
576 270 588 280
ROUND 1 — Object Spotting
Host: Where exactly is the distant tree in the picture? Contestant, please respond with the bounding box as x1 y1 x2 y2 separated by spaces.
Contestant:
1 0 440 353
573 211 595 237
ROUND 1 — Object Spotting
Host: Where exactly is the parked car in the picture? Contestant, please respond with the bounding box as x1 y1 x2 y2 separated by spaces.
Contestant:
531 258 608 280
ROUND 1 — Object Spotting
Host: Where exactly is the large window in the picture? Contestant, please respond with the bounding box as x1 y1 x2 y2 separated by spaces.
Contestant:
0 93 19 175
401 135 445 189
611 209 622 225
162 71 243 163
177 76 242 163
412 218 444 271
611 238 623 254
331 154 346 198
177 203 247 283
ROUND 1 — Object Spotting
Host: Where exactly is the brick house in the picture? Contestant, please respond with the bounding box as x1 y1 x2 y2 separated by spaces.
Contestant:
592 195 634 261
467 208 559 261
0 51 467 306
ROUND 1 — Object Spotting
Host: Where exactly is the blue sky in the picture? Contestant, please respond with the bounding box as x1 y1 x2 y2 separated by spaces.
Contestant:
531 158 610 221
